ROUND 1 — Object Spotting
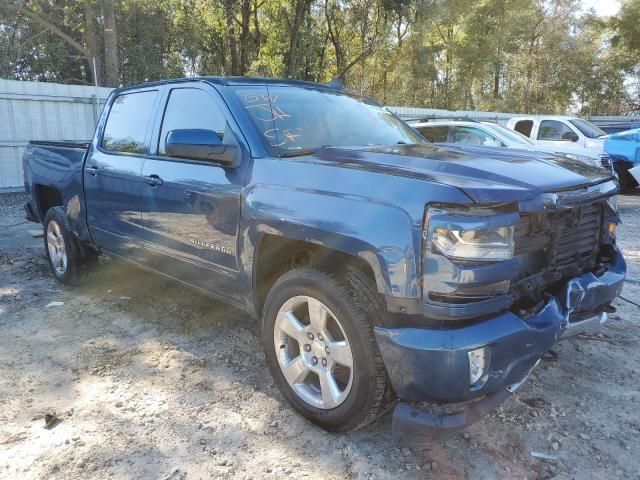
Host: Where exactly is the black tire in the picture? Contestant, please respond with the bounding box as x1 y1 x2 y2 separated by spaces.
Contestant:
614 162 637 193
43 207 97 285
262 264 390 432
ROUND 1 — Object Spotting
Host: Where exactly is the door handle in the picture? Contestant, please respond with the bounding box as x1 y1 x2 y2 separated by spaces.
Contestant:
143 174 163 187
85 166 100 176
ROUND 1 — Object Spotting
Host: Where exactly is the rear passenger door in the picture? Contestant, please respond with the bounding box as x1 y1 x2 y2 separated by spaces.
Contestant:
139 83 249 301
452 126 504 147
85 88 160 257
513 119 534 138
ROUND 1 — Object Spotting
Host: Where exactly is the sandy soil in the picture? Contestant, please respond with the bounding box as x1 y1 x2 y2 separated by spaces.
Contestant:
1 192 639 480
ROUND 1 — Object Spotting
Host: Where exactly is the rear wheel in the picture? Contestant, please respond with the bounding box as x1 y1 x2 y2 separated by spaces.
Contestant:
43 207 97 285
262 265 390 432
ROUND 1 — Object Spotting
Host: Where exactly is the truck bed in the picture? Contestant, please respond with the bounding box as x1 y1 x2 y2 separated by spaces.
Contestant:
22 140 90 233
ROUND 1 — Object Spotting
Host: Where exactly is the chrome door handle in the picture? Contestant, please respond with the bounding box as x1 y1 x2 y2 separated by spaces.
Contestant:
143 174 163 187
85 166 100 176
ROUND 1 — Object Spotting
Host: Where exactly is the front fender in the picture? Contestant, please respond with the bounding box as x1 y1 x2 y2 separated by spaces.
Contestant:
240 184 422 301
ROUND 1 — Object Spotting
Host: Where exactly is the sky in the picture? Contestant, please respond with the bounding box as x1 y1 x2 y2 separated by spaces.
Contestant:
581 0 621 17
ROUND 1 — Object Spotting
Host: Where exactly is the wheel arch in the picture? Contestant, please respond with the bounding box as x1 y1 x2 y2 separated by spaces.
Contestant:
251 232 381 319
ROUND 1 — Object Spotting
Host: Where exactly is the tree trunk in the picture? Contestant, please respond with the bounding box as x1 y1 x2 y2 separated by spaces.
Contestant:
239 0 251 74
253 0 261 55
84 1 101 86
325 0 345 76
102 0 119 87
285 0 309 77
224 0 239 75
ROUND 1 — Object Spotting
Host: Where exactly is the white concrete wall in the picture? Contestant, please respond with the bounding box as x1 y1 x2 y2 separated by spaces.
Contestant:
0 79 113 190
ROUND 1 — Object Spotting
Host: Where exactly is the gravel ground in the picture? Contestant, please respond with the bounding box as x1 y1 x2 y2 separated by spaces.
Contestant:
1 192 639 480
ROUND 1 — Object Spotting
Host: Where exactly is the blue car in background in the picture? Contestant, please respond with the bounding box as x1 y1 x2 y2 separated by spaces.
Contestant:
604 128 640 190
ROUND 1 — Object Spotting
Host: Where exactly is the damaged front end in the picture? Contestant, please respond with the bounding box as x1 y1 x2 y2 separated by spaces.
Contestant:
374 179 626 446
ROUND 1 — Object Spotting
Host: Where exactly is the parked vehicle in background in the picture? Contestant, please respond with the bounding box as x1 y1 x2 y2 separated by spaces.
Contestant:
605 128 640 190
504 116 640 190
506 115 607 150
593 120 640 134
410 119 612 170
22 77 625 445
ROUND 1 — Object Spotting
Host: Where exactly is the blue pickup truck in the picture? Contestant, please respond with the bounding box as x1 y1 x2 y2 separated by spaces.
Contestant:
23 77 625 444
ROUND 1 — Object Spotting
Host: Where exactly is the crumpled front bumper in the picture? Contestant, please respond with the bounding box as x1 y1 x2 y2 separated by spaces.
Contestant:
375 247 625 444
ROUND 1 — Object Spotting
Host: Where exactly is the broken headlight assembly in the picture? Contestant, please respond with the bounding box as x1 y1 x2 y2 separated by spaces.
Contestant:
432 225 515 262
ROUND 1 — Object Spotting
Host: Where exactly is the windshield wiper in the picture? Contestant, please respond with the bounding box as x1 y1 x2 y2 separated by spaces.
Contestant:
279 148 318 158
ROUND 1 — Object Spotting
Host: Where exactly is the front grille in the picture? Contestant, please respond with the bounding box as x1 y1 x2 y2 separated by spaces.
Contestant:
549 203 603 265
511 202 604 308
515 202 603 273
599 154 613 171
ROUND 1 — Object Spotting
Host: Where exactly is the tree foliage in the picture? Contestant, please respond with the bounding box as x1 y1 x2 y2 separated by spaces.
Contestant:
1 0 639 114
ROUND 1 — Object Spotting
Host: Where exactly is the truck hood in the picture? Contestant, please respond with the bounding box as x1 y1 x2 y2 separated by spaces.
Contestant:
315 144 613 203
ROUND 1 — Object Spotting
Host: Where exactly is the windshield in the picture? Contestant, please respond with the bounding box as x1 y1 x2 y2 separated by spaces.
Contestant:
569 119 606 139
232 85 425 155
487 123 535 145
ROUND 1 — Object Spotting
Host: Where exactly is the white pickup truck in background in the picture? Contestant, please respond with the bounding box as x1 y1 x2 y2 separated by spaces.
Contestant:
505 115 635 187
411 119 612 172
506 116 607 150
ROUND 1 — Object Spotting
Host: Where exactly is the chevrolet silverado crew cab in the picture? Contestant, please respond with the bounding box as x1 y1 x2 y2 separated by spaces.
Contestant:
23 77 625 444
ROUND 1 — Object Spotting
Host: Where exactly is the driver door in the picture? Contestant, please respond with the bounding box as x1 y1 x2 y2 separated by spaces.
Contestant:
536 120 581 147
139 84 248 302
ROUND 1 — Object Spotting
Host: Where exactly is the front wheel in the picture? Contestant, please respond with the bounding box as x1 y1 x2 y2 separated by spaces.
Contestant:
262 265 390 432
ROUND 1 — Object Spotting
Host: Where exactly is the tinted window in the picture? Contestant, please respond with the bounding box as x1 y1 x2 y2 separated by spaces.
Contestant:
537 120 577 141
232 86 424 155
416 126 448 142
159 88 229 155
102 91 157 154
453 126 504 146
514 120 533 137
569 119 606 139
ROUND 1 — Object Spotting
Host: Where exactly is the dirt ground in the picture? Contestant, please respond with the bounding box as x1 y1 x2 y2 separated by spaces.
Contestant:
1 191 639 480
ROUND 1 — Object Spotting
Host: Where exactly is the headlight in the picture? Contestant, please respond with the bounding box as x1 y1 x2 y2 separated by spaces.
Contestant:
558 152 599 166
432 225 515 262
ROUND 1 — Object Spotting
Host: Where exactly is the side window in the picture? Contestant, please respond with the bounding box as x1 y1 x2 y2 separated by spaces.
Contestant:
514 120 533 137
417 126 448 142
158 88 229 155
537 120 577 141
453 126 503 146
102 91 157 154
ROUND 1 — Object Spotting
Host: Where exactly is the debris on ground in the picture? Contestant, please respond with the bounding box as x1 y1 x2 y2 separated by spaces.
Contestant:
43 411 61 429
45 301 65 307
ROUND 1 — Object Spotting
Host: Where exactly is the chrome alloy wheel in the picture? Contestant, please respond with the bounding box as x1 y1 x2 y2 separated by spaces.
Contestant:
274 295 354 409
46 220 67 275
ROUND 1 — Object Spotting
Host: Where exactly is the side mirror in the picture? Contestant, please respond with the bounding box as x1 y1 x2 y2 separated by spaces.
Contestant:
165 129 238 166
483 139 501 147
562 131 579 142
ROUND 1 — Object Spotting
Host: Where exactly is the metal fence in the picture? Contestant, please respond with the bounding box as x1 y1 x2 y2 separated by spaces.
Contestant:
387 106 640 126
0 79 113 190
